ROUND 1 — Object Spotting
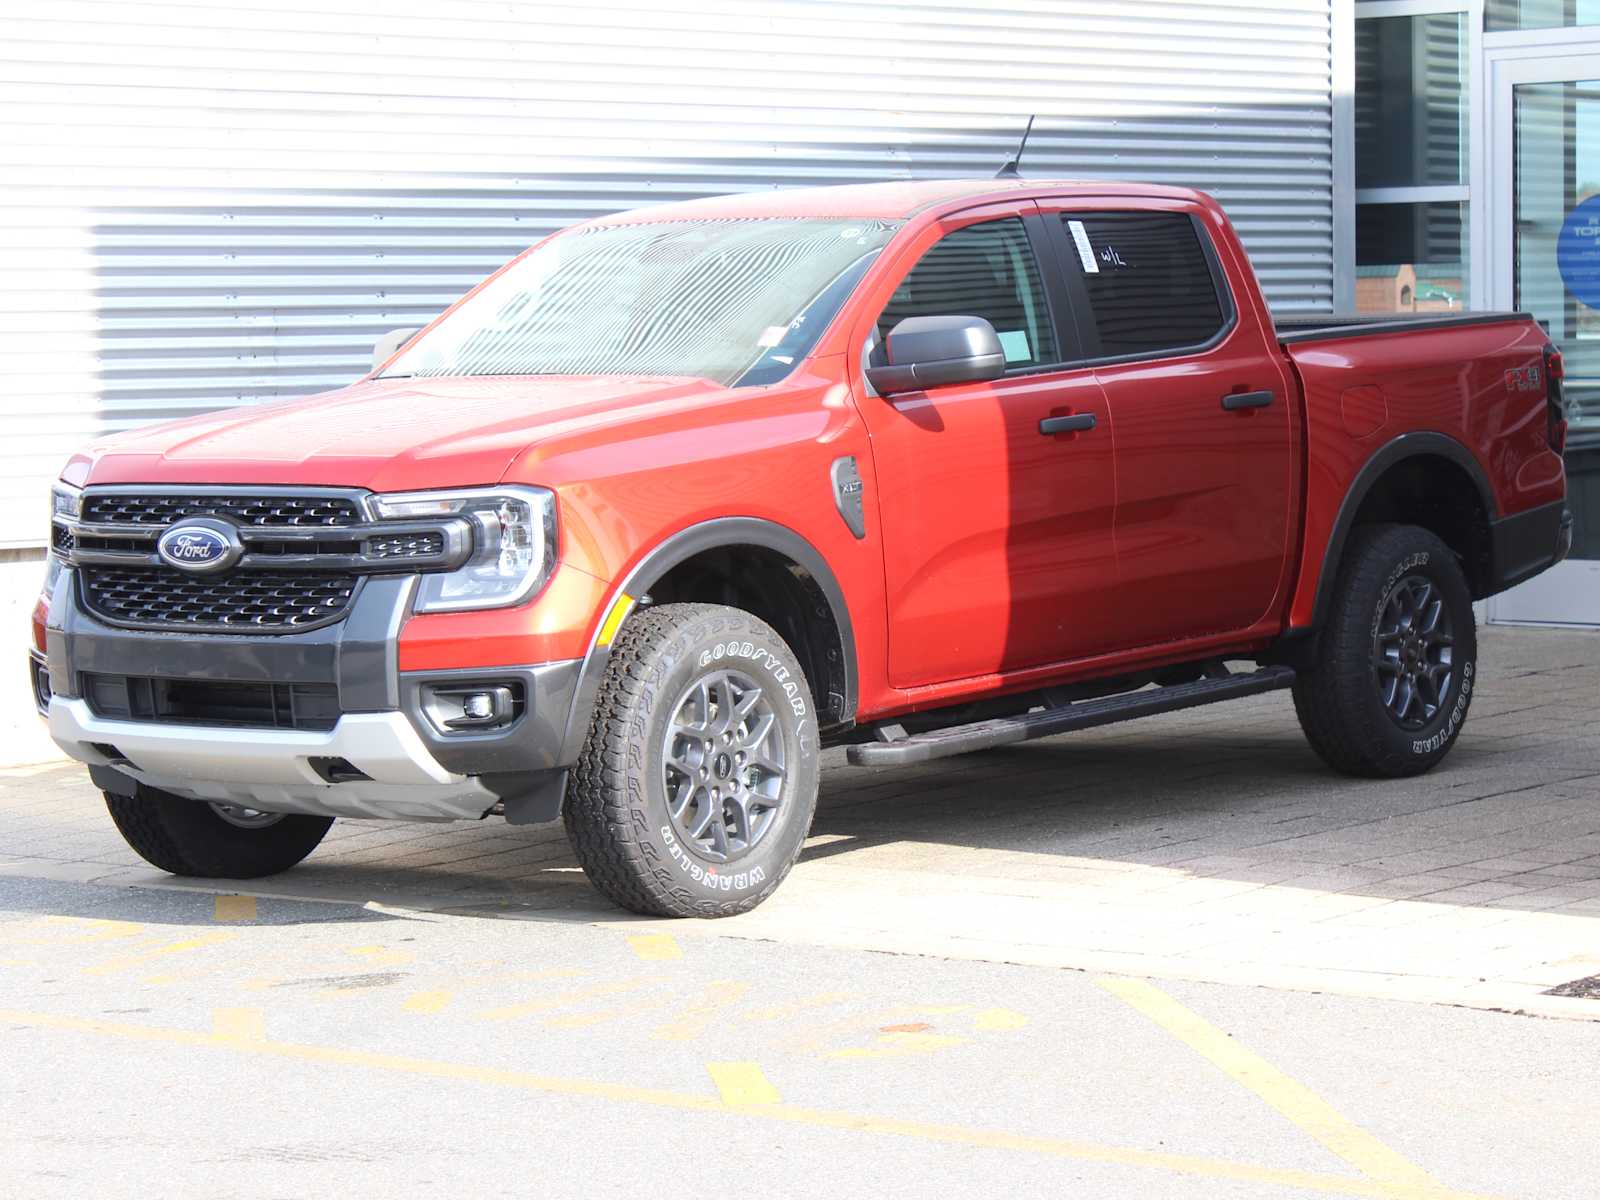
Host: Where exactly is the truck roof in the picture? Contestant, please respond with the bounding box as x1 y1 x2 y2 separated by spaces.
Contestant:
594 178 1209 224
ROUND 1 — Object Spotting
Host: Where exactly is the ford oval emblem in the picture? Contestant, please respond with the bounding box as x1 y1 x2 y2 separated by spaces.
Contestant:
156 518 244 574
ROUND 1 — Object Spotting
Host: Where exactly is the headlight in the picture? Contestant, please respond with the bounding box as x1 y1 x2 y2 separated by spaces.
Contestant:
51 482 81 523
44 481 81 596
370 486 557 613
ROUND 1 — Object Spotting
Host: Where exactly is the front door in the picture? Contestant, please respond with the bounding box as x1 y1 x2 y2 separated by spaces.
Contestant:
1487 50 1600 625
852 205 1119 688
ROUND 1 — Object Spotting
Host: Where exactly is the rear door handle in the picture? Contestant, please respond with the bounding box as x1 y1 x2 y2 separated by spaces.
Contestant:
1222 390 1274 411
1039 413 1097 436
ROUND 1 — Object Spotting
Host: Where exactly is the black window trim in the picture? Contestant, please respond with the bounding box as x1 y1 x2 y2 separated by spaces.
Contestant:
1040 208 1239 368
866 211 1088 385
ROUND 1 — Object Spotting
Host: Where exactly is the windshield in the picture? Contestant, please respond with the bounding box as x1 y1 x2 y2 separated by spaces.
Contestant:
382 217 900 387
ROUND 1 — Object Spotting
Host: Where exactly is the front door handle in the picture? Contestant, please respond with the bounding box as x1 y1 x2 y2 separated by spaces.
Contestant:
1039 413 1097 436
1222 390 1274 411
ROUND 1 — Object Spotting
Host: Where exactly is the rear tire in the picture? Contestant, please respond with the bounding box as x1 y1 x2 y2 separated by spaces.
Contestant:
1293 524 1477 778
565 603 820 918
106 785 332 878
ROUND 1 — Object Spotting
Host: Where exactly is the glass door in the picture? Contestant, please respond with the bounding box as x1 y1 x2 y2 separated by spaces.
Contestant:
1486 50 1600 625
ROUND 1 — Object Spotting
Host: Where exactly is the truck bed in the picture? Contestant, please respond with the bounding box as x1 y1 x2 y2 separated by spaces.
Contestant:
1274 310 1535 345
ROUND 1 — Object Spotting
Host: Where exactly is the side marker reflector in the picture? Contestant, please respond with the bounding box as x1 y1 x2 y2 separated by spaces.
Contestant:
596 593 635 647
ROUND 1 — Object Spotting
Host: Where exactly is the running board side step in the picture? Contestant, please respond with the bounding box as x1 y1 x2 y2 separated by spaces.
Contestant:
846 666 1297 767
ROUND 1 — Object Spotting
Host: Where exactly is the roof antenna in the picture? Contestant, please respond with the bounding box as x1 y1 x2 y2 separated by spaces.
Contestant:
994 115 1036 178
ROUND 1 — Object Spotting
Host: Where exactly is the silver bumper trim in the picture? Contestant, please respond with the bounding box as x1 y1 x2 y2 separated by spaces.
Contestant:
48 698 496 821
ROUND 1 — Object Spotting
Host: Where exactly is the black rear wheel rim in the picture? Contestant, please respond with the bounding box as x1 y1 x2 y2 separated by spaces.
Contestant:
1373 573 1454 731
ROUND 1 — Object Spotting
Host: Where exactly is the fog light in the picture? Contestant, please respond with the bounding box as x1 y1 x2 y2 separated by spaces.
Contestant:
418 682 521 734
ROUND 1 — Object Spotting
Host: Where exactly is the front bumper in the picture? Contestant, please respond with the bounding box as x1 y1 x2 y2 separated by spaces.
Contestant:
39 567 583 823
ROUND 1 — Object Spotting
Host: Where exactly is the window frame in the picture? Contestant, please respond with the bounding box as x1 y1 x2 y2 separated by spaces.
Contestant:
1040 208 1240 367
865 210 1088 382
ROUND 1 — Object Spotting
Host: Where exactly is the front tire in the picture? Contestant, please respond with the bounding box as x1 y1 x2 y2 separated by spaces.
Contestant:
1293 524 1477 777
565 603 821 918
106 785 332 878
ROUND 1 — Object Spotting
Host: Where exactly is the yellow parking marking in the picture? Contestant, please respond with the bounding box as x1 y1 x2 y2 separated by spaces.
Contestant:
213 895 256 922
45 916 146 941
830 1030 966 1060
545 996 670 1030
654 981 751 1042
627 933 682 961
595 593 635 647
477 978 655 1021
974 1007 1028 1032
212 1008 266 1042
1098 977 1449 1200
402 990 454 1015
0 1007 1501 1200
84 931 235 976
740 992 851 1023
706 1062 781 1107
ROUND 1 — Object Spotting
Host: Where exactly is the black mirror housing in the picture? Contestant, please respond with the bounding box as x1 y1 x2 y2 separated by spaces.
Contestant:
866 314 1007 395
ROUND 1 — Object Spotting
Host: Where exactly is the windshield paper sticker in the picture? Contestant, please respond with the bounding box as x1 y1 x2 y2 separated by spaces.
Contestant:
1068 220 1099 274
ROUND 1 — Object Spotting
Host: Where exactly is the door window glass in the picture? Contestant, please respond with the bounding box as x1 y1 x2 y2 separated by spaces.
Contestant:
1062 213 1227 357
875 218 1058 369
1488 0 1600 31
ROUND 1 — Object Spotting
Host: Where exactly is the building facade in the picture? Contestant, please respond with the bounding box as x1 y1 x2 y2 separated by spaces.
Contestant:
1 0 1595 623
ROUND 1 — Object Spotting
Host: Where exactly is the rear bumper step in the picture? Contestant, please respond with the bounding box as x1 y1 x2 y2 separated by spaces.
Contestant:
847 666 1297 767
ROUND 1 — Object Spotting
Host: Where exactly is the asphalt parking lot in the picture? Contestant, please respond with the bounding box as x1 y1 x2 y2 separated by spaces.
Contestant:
3 625 1598 1198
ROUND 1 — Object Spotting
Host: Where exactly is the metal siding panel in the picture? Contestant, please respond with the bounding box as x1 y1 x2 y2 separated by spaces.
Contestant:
0 0 1335 547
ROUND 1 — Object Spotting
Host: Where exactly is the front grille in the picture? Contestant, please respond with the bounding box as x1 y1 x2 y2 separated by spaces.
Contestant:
80 566 358 631
367 531 446 559
82 493 363 527
51 524 75 554
81 673 341 731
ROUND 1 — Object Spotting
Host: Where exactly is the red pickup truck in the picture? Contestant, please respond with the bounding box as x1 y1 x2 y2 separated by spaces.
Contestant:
32 179 1571 917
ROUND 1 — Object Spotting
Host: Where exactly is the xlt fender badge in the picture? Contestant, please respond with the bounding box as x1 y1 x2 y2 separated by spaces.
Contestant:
830 456 866 540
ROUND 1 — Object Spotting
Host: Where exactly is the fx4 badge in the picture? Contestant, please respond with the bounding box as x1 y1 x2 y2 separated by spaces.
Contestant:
1505 365 1543 394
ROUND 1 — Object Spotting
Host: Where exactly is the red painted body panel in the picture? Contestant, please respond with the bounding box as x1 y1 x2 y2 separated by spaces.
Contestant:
1283 320 1562 630
58 179 1561 727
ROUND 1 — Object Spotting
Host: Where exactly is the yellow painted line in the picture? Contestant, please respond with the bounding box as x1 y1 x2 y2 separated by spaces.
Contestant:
654 981 751 1042
1097 977 1452 1200
739 992 852 1023
0 1007 1502 1200
706 1061 781 1107
829 1030 966 1060
402 990 454 1015
212 1008 266 1042
973 1007 1029 1032
627 933 682 962
213 895 257 923
84 931 235 976
595 593 635 647
477 978 655 1021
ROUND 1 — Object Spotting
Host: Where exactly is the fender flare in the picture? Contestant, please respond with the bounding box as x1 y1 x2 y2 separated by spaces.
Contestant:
1306 431 1498 630
556 517 858 763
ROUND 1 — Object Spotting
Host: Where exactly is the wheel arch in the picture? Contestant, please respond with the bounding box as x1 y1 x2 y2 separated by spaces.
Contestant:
1309 432 1498 631
557 518 858 763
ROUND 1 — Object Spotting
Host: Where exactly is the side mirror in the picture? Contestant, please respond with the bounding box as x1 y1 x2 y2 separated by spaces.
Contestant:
865 315 1007 396
372 327 422 372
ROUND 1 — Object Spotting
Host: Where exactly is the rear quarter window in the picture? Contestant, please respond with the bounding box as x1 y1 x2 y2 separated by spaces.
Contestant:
1062 212 1229 358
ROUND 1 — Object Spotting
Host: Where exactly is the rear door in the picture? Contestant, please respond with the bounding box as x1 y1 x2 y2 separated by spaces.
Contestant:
1038 200 1297 648
850 201 1118 688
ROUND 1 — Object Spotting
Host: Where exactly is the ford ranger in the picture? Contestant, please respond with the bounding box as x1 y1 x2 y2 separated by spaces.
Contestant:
31 179 1572 917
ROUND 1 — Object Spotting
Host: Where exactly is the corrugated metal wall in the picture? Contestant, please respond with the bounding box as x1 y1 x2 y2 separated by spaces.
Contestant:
0 0 1337 548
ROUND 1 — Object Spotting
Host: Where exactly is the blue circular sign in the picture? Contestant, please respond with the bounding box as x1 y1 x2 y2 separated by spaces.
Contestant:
1556 195 1600 309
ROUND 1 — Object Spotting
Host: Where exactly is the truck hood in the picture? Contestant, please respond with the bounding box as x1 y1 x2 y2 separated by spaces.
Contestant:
69 374 723 491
